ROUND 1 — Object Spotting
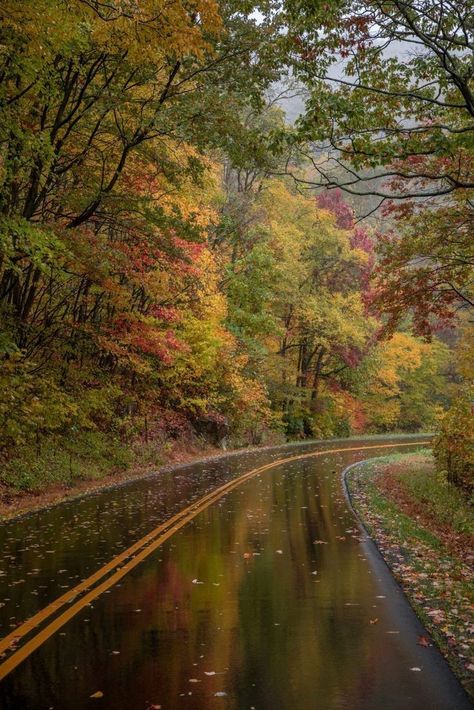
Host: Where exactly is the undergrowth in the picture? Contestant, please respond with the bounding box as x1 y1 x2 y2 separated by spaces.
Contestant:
0 430 132 492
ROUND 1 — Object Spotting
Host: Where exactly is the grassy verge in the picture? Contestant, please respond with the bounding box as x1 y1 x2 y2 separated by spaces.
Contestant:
346 451 474 700
0 430 133 492
0 429 222 520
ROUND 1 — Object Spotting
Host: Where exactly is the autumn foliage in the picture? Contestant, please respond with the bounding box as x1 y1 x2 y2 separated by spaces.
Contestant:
0 0 465 491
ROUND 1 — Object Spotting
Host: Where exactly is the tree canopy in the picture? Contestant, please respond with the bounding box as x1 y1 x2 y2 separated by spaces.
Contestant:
0 0 471 494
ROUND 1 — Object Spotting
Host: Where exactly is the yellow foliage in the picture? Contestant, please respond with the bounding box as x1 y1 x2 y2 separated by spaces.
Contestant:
435 396 474 493
363 332 447 430
456 321 474 382
2 0 222 65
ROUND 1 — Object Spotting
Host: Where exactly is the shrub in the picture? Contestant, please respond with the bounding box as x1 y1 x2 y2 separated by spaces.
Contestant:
434 396 474 497
0 430 131 492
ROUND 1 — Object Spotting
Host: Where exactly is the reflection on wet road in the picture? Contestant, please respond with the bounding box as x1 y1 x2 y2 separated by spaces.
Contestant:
0 437 470 709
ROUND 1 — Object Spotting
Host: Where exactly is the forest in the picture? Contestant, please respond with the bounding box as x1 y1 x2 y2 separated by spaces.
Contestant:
0 0 472 495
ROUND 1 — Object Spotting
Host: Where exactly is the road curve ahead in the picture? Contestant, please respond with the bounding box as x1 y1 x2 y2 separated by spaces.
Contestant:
0 437 471 709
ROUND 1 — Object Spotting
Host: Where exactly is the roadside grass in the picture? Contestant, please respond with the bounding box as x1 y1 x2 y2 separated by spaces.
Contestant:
0 430 223 495
0 430 132 492
362 481 444 550
392 457 474 535
347 451 474 700
0 428 209 497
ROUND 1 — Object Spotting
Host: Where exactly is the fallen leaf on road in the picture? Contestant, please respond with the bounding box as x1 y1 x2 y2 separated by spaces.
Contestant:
417 635 431 647
369 618 379 624
90 691 104 698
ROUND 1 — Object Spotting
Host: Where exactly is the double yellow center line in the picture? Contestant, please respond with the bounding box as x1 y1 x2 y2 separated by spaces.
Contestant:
0 440 429 681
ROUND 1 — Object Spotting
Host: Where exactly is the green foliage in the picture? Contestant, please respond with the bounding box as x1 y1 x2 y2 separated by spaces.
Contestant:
0 430 131 492
288 0 473 200
434 323 474 499
434 396 474 496
225 237 279 361
0 356 126 450
0 357 78 449
398 459 474 536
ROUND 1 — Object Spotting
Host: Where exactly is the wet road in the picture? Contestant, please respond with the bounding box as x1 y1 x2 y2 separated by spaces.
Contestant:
0 437 471 709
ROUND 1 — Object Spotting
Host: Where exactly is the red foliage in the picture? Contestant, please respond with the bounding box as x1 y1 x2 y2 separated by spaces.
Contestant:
341 391 367 433
350 226 373 254
149 306 181 323
317 188 354 229
333 345 364 368
106 313 189 365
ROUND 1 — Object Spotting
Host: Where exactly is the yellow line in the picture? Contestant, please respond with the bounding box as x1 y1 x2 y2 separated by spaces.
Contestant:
0 439 429 680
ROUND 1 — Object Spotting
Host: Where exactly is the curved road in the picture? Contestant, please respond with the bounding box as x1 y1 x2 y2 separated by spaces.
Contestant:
0 437 471 709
